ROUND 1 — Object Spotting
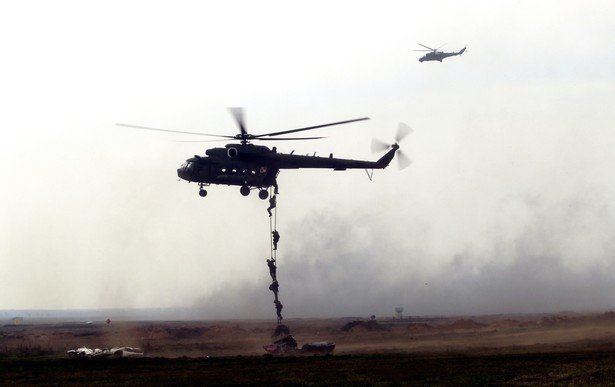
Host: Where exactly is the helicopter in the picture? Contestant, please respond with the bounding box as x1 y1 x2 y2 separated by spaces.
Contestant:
118 108 410 199
414 43 467 63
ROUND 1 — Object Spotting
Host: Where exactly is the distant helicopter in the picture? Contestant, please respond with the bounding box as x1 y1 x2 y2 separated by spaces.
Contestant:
118 108 411 199
414 43 467 63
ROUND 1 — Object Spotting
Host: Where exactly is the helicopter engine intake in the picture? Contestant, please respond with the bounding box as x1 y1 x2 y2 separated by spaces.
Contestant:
227 147 239 158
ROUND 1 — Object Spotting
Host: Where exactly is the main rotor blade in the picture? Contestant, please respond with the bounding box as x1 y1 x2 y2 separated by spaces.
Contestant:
418 43 436 51
257 136 326 141
396 123 413 143
256 117 370 138
116 123 234 138
229 107 248 136
176 139 233 143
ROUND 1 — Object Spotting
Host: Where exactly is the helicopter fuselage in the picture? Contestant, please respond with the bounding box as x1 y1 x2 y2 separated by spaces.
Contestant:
177 145 277 188
177 143 398 197
418 47 466 62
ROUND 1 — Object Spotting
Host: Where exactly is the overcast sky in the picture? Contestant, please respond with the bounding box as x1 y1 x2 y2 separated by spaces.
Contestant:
1 1 615 319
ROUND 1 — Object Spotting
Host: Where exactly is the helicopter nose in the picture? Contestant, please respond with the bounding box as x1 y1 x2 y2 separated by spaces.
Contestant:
177 165 189 181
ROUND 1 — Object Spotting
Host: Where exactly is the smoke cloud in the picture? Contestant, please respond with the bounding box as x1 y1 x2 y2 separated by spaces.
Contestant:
192 188 615 319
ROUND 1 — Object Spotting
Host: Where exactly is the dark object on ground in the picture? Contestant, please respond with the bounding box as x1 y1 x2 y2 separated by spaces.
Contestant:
264 334 335 355
300 342 336 354
264 335 297 355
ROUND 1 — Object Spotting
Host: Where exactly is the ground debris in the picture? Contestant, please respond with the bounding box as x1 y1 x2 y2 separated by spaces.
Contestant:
67 346 144 358
264 334 297 355
264 335 335 355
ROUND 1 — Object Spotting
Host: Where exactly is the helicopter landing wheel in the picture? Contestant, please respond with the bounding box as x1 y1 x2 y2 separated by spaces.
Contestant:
240 186 250 196
258 190 269 200
199 189 207 197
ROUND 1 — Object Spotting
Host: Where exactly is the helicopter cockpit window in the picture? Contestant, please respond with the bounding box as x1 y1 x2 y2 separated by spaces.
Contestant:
181 161 194 171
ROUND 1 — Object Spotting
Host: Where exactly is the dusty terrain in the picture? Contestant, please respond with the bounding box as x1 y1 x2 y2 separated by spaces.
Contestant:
3 311 615 385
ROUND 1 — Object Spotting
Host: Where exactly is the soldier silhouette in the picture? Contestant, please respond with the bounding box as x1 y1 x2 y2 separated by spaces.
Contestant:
267 195 277 217
272 179 279 195
274 300 283 319
269 280 279 294
267 258 276 280
272 230 280 250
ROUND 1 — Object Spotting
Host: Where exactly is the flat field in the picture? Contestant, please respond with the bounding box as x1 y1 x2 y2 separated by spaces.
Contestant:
2 312 615 385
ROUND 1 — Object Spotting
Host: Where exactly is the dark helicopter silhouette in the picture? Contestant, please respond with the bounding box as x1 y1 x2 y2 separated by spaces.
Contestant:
414 43 466 63
118 108 410 199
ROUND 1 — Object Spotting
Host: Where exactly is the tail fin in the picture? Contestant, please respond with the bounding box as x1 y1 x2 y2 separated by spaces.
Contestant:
459 46 467 55
376 144 399 168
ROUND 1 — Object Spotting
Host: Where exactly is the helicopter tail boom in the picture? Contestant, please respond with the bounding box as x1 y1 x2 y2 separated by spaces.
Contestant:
375 144 399 169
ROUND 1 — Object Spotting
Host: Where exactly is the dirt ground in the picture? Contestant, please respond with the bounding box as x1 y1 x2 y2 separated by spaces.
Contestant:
3 311 615 385
3 311 615 358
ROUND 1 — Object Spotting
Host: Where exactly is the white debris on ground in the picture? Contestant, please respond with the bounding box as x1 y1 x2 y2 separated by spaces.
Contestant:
67 346 144 358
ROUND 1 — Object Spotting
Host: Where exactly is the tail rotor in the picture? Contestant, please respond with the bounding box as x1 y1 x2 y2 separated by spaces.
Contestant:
372 123 413 170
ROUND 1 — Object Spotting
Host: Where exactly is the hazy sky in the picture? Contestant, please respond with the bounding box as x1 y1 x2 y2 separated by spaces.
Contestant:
2 0 615 319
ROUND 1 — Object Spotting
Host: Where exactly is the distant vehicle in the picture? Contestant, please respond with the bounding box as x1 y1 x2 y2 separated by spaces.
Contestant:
414 43 467 63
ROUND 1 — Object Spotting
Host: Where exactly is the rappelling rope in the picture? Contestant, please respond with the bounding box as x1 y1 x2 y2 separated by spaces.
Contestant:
268 187 278 260
269 215 274 259
268 187 282 327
